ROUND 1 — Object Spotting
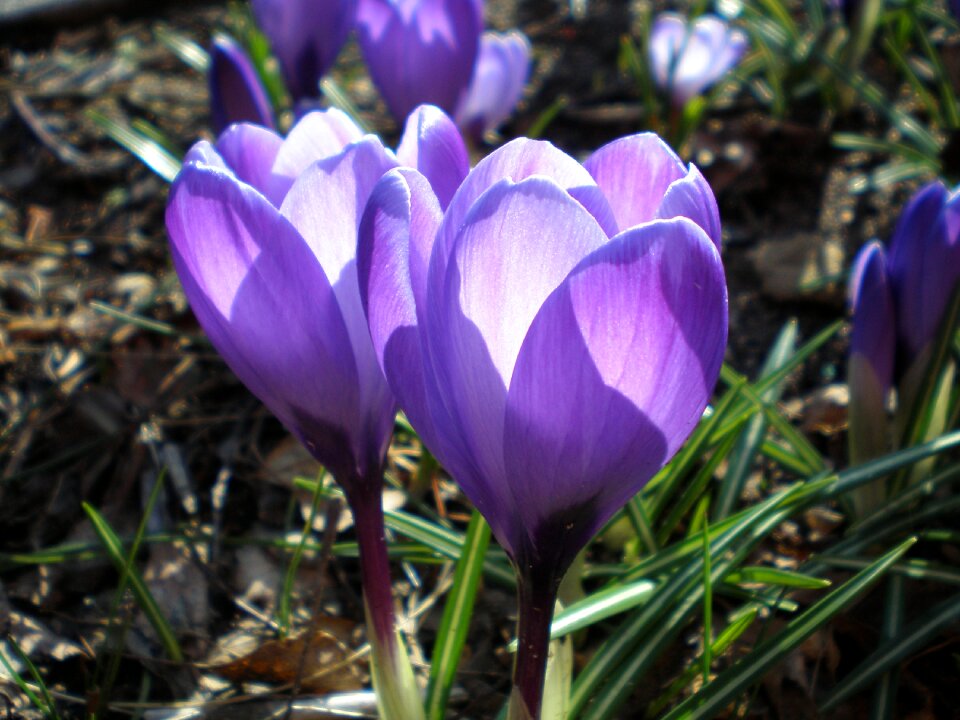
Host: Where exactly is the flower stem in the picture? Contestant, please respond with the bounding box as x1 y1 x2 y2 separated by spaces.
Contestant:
508 566 562 720
345 480 425 720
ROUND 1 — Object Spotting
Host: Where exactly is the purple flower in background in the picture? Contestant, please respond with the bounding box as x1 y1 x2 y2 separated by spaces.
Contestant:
208 34 275 134
885 181 960 367
455 30 531 139
648 13 748 106
166 105 467 718
356 0 484 120
952 0 960 21
251 0 357 101
849 241 895 396
847 241 895 473
359 132 727 716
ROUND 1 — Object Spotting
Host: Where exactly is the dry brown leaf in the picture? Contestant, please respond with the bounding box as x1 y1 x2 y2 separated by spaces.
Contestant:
212 618 364 694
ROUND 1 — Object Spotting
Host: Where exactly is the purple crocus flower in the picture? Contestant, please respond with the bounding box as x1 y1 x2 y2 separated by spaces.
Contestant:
648 13 748 106
356 0 483 121
359 132 727 716
208 34 275 135
165 105 467 718
886 180 960 368
251 0 357 101
455 30 531 139
847 241 895 472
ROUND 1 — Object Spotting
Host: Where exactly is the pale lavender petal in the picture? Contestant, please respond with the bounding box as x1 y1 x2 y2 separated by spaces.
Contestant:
183 139 231 173
268 109 366 203
648 13 687 89
455 30 531 138
849 241 894 392
500 217 727 561
252 0 357 101
165 162 364 478
424 178 608 524
396 104 469 210
279 137 398 440
214 123 283 198
584 133 687 231
649 13 747 105
209 34 275 134
432 138 617 279
358 168 444 451
674 17 747 103
657 164 722 248
357 0 481 120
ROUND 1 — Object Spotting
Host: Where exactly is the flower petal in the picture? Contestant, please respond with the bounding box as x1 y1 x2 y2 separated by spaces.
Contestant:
584 133 687 231
849 241 895 391
214 123 283 197
455 30 531 138
279 136 398 439
501 217 727 561
268 109 366 203
657 164 722 247
165 162 363 476
252 0 357 101
395 104 469 210
423 177 608 536
208 34 275 134
359 167 444 451
357 0 481 120
433 138 617 278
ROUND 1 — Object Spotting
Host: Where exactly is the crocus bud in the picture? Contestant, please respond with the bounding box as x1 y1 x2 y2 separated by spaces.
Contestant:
208 34 275 134
648 13 748 107
360 132 727 716
455 30 532 140
251 0 357 101
847 241 894 470
356 0 483 121
886 181 960 370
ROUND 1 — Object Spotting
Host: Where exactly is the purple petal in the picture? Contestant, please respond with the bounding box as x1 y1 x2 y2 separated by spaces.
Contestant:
848 241 894 393
396 105 469 210
423 178 608 540
359 168 444 451
165 162 366 478
433 138 617 278
278 137 398 443
357 0 481 120
500 217 727 562
208 34 275 134
648 13 687 89
657 164 722 248
455 30 531 139
267 108 366 204
214 123 283 197
649 13 747 105
584 133 688 231
888 182 960 360
252 0 357 101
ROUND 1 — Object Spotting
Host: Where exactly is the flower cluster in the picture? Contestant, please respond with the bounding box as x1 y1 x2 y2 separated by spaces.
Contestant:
847 181 960 515
209 0 531 139
167 98 727 717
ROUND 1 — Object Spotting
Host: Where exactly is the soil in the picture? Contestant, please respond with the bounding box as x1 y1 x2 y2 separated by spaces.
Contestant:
0 1 956 719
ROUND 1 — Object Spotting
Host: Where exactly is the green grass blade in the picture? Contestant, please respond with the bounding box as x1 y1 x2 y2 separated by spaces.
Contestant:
425 511 491 720
2 637 60 719
660 537 917 720
82 501 184 663
821 588 960 712
155 24 209 72
715 320 798 519
86 109 182 182
724 566 831 590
